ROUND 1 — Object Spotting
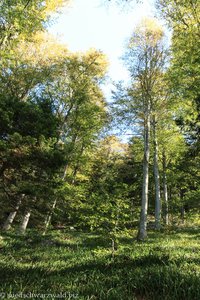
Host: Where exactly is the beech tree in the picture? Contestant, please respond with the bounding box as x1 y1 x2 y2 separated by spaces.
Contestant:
41 49 109 233
122 18 167 240
0 32 68 101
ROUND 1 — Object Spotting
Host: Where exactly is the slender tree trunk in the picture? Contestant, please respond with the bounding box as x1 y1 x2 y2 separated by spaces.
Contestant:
180 206 185 224
2 196 24 231
43 165 68 235
19 208 31 234
153 116 161 230
45 153 78 229
71 143 85 184
180 190 185 224
169 185 172 226
43 130 80 234
162 150 169 225
43 198 57 235
137 110 150 241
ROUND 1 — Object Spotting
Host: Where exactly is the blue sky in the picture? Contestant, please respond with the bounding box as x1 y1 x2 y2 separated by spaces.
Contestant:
49 0 157 140
49 0 156 85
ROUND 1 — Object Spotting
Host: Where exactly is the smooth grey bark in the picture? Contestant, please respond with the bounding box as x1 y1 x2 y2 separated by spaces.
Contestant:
2 196 24 231
162 150 169 225
43 128 80 235
19 209 31 234
180 190 185 224
43 130 85 234
43 198 58 235
43 144 82 234
153 116 161 230
137 109 150 240
71 142 85 184
43 164 68 235
180 206 185 224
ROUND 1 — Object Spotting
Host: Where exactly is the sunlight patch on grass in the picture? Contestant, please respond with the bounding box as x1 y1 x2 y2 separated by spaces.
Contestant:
0 228 199 299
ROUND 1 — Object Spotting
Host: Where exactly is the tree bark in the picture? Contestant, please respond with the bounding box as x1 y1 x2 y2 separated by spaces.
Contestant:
153 116 161 230
180 206 185 224
43 198 57 235
19 208 31 234
43 131 79 234
2 196 24 231
71 142 85 184
162 150 169 225
180 190 185 224
43 164 68 235
137 110 150 240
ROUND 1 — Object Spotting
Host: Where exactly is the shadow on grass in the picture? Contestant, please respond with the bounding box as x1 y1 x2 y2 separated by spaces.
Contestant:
0 252 199 300
166 226 200 236
1 228 200 299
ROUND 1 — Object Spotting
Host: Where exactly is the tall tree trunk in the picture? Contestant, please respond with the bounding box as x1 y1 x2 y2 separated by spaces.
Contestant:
43 198 57 235
71 143 85 184
43 131 79 234
180 190 185 224
153 116 161 230
137 111 150 241
162 150 169 225
180 206 185 224
2 195 24 231
19 208 31 234
43 165 68 235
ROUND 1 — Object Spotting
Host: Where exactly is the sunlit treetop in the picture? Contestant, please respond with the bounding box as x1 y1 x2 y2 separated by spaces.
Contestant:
0 0 71 48
16 32 69 65
128 17 164 49
67 49 109 83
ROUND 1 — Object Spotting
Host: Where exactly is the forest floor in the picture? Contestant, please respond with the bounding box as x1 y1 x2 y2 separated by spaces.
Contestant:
0 227 199 300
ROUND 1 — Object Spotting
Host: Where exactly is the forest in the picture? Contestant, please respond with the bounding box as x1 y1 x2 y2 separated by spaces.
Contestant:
0 0 199 299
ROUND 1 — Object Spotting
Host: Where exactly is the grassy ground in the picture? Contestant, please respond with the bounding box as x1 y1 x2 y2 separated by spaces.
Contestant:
0 227 199 300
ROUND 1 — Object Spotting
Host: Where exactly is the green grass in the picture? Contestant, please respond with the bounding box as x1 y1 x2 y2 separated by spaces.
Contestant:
0 228 199 299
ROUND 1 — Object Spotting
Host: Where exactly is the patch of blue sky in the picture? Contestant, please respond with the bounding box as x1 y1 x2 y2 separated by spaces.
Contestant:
49 0 156 94
48 0 169 141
